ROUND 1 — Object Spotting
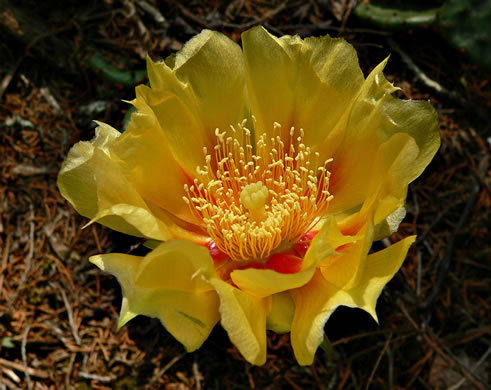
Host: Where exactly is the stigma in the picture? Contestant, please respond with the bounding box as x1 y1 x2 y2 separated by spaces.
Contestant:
240 181 268 222
183 119 333 262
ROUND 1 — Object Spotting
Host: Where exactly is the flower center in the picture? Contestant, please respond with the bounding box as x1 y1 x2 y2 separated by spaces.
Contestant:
240 181 268 222
183 120 333 262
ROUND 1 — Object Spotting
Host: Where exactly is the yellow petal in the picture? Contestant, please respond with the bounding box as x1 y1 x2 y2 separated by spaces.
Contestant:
143 30 249 175
319 220 374 291
290 270 352 365
378 99 440 178
90 240 220 352
346 235 416 321
167 31 250 136
112 96 197 224
290 235 415 365
266 292 295 333
242 26 364 154
58 123 204 242
327 128 380 214
370 134 418 225
208 277 270 365
132 241 220 351
327 59 393 214
57 125 115 220
135 83 210 176
304 216 353 268
58 124 172 240
230 266 316 298
90 251 140 297
373 207 406 241
329 58 440 217
339 132 419 230
118 297 138 330
135 240 215 293
133 288 219 352
89 252 141 328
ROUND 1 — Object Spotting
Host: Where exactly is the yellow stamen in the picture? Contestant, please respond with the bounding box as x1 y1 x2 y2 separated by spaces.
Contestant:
183 120 333 262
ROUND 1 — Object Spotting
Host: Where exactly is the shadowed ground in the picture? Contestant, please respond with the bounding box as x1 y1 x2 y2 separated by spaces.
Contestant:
0 0 489 389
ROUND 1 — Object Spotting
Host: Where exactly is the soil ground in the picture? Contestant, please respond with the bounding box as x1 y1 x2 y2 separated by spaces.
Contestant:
0 1 490 389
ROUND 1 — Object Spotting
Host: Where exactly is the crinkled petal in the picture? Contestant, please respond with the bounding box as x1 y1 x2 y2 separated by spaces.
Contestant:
118 297 138 329
90 240 220 352
112 96 197 224
345 235 416 321
373 206 406 241
207 276 270 365
89 252 140 300
133 288 219 352
167 31 250 136
242 26 364 154
304 217 355 268
370 134 418 225
291 235 415 365
266 292 295 333
329 58 440 218
58 124 182 241
230 266 316 298
134 83 209 176
135 240 215 292
143 30 249 175
290 270 350 365
319 220 374 291
338 132 419 231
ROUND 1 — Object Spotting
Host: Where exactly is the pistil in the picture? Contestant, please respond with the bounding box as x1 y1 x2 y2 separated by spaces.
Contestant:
240 181 268 222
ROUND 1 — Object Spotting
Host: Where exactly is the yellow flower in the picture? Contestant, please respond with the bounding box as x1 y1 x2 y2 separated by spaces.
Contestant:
58 27 440 365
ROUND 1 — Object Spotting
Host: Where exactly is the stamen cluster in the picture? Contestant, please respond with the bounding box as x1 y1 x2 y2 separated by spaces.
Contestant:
183 120 333 262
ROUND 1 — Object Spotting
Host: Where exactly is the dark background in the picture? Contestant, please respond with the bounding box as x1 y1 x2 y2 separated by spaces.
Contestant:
0 0 489 389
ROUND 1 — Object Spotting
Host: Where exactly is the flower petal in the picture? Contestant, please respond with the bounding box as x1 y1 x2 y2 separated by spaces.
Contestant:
304 217 354 268
90 240 220 352
345 235 416 321
290 270 351 365
135 240 215 293
167 31 250 136
208 277 270 365
319 220 374 291
112 96 197 225
89 251 140 299
327 128 380 215
290 216 375 363
134 83 210 176
373 206 406 241
370 134 418 225
266 292 295 334
118 297 138 330
230 265 316 298
133 288 219 352
57 124 179 241
242 26 364 153
89 253 140 327
328 58 440 217
290 235 415 365
143 30 249 175
338 132 419 231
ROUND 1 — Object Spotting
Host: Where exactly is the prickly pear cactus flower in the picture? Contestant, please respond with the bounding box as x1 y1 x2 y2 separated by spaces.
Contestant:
58 26 440 365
